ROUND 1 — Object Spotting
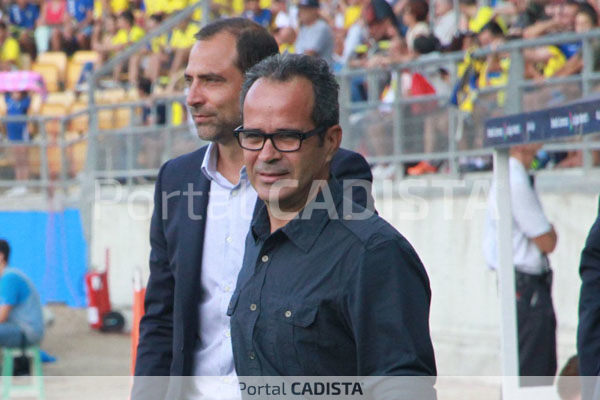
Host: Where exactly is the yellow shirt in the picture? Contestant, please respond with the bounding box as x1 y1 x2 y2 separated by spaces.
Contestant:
151 34 167 53
344 5 362 29
144 0 167 16
112 26 146 46
170 23 199 49
1 37 20 64
468 7 507 33
165 0 188 14
543 45 567 77
94 0 130 18
279 43 294 54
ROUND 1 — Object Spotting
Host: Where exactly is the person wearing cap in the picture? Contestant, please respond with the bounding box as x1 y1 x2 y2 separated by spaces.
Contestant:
294 0 335 67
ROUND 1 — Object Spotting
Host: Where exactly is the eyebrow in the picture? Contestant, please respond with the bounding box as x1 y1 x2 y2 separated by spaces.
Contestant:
184 73 226 81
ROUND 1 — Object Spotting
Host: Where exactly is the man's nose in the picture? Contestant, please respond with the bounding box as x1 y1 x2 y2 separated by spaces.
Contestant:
258 136 282 163
186 81 206 108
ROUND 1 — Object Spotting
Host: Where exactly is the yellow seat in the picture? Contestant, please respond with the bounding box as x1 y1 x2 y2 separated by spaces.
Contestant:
114 106 132 129
97 88 126 104
40 103 68 137
32 62 60 92
68 101 89 134
46 91 75 108
72 50 100 65
66 131 87 176
0 95 6 116
37 52 68 86
66 61 85 90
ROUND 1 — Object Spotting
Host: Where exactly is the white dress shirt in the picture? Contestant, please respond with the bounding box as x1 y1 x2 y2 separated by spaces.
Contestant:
191 143 257 396
483 157 551 275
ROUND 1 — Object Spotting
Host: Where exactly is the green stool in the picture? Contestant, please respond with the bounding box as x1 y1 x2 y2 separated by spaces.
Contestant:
1 346 44 400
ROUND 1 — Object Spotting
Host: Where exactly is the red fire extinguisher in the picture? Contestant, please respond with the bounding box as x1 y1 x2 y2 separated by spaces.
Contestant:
85 249 112 330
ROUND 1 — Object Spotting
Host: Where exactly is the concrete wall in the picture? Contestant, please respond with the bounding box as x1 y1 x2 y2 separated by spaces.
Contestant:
90 175 599 376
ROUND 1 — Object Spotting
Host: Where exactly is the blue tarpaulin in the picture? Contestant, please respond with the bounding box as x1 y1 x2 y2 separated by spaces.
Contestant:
0 208 87 307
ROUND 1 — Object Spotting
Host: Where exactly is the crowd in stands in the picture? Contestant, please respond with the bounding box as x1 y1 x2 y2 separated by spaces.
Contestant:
0 0 598 184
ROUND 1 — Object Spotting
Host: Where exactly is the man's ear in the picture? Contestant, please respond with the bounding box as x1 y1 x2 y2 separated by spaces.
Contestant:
324 125 342 162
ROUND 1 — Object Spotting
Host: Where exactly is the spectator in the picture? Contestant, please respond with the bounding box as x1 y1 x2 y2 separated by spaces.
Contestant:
556 355 580 400
9 0 40 30
112 10 145 85
4 91 31 191
0 239 44 348
433 0 458 47
242 0 273 28
145 13 168 82
484 143 558 386
523 0 577 38
459 0 506 33
60 20 82 56
94 0 129 19
0 21 20 71
294 0 335 67
67 0 94 49
166 18 199 80
38 0 68 53
91 13 118 64
403 0 430 52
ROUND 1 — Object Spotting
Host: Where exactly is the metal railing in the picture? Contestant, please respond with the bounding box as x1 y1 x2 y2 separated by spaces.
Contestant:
338 28 600 176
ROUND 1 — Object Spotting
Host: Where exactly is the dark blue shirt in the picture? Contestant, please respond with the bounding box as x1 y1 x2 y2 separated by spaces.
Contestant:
9 3 40 30
5 93 31 141
229 178 436 379
67 0 93 23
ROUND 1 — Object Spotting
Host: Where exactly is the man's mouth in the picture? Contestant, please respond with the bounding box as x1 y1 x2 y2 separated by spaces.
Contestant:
257 171 289 184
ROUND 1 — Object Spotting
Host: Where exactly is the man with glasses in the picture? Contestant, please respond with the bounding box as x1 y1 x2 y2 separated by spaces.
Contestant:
228 53 436 386
133 18 373 400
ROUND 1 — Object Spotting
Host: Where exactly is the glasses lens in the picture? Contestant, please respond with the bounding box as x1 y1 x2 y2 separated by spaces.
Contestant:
273 133 302 151
240 132 264 150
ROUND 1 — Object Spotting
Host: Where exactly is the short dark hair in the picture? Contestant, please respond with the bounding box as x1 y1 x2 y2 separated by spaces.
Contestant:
240 53 339 132
195 18 279 74
0 21 7 32
578 2 598 26
480 21 504 37
120 10 134 26
0 239 10 264
406 0 429 22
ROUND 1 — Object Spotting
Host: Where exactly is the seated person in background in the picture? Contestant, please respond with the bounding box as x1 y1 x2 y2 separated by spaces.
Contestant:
0 239 44 348
67 0 94 49
8 0 39 60
242 0 273 28
0 21 20 71
5 91 31 186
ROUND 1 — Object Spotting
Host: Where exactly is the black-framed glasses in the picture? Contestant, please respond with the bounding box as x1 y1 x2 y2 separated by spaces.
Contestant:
233 125 326 152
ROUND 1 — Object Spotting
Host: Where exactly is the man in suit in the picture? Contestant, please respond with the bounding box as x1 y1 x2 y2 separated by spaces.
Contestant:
578 197 600 400
132 18 373 400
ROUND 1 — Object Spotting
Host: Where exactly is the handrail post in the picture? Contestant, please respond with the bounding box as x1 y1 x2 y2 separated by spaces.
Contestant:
582 37 594 172
506 48 524 115
126 104 135 191
338 71 353 150
392 68 405 179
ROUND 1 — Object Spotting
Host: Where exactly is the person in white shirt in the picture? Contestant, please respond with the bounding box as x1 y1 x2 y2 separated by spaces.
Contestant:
433 0 457 47
483 143 558 385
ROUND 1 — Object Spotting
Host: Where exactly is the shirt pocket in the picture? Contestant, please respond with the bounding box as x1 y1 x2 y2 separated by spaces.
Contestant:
271 303 320 374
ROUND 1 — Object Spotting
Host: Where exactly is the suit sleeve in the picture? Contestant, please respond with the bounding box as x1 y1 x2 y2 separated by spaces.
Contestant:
578 198 600 383
331 148 375 211
132 162 174 400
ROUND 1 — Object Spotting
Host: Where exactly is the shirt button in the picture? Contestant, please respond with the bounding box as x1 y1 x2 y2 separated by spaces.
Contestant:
249 351 256 360
231 189 238 197
261 255 269 262
250 303 257 311
344 214 353 220
225 329 231 338
284 310 292 318
226 236 233 243
223 285 231 292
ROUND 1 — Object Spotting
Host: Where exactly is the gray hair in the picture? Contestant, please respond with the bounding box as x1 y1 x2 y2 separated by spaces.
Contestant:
240 53 339 130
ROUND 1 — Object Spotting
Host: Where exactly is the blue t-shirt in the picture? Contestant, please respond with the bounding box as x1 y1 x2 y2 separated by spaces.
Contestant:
0 268 44 344
67 0 93 23
9 4 40 30
243 9 273 29
5 93 30 141
558 42 582 59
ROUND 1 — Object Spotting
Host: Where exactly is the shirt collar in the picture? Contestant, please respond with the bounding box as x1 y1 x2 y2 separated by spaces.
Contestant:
251 177 344 253
201 142 248 185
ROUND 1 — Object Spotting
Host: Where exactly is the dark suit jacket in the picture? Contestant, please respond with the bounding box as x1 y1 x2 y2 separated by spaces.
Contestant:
578 196 600 400
132 145 373 400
